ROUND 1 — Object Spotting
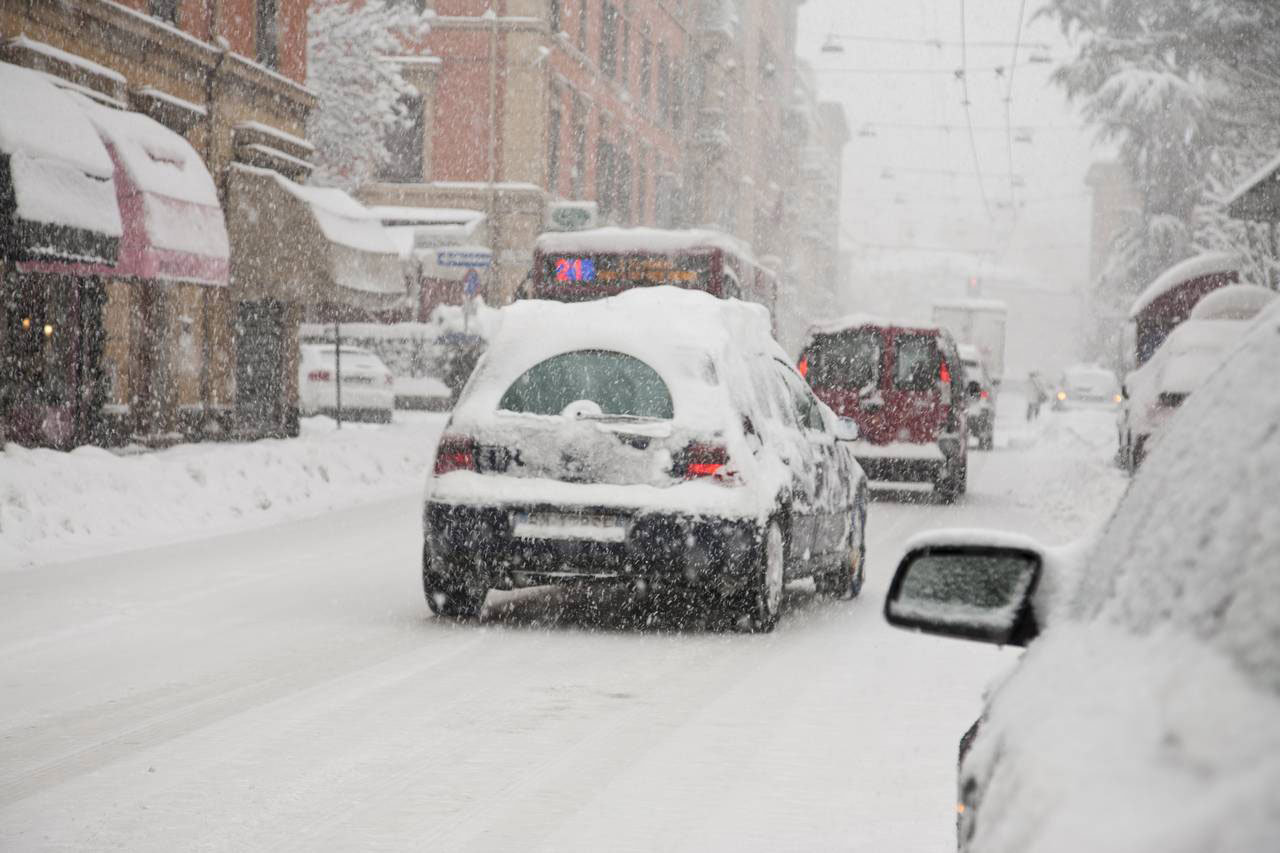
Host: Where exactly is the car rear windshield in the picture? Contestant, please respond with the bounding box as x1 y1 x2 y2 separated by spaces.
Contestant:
893 333 939 391
805 329 882 389
498 349 674 418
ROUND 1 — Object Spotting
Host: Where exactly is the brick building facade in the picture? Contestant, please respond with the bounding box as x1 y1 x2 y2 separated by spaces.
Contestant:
1 0 318 446
362 0 849 331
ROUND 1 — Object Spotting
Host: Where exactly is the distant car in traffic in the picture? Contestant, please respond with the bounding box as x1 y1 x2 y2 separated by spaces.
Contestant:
1051 363 1120 411
422 287 869 631
1118 284 1275 471
798 316 969 501
298 344 394 423
882 299 1280 851
958 344 995 451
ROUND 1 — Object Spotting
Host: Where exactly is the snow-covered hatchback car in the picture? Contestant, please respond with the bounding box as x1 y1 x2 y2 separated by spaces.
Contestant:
423 287 869 630
883 299 1280 850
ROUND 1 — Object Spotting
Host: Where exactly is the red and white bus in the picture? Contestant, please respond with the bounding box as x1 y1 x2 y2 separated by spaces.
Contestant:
528 227 778 323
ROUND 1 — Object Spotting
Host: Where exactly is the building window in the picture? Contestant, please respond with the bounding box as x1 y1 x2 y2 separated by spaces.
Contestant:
635 157 647 223
620 21 630 89
639 35 652 100
378 94 424 183
256 0 279 70
550 0 562 33
600 3 618 78
548 104 562 193
670 60 683 130
572 104 587 197
149 0 179 23
657 44 670 120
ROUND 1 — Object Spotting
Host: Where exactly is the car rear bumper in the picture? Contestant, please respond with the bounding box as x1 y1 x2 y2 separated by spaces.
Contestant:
850 439 954 483
424 501 761 590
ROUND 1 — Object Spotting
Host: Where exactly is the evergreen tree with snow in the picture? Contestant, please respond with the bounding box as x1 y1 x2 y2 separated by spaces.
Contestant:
1043 0 1280 297
306 0 432 190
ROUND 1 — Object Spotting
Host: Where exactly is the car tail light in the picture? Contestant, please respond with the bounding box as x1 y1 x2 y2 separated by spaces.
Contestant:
680 442 739 484
939 361 951 384
433 434 477 475
307 370 331 381
797 356 809 378
980 389 989 400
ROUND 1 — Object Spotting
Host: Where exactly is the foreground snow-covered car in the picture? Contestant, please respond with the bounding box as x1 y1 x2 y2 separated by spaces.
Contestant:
422 287 868 630
883 300 1280 850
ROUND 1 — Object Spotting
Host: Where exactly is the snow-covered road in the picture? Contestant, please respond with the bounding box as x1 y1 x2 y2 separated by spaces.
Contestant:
0 400 1125 851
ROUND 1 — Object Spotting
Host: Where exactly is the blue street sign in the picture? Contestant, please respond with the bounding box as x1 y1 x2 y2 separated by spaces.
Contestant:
463 268 480 297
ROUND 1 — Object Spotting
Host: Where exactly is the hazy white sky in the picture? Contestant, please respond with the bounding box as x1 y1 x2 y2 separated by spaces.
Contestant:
796 0 1107 296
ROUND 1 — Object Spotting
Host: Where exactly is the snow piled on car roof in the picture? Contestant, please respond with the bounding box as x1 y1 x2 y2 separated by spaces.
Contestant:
965 301 1280 852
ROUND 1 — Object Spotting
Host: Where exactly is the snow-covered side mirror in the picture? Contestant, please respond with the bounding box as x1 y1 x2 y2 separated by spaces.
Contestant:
885 539 1042 647
834 417 859 442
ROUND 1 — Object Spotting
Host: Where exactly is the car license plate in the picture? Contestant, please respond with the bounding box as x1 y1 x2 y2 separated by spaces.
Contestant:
512 511 627 543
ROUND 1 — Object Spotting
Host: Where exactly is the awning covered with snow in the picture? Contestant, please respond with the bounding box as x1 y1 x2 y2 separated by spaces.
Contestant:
226 165 405 311
61 94 229 286
0 62 122 265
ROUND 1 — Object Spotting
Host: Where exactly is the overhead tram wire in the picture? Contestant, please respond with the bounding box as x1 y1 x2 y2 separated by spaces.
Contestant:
1003 0 1031 220
958 0 994 222
822 32 1050 50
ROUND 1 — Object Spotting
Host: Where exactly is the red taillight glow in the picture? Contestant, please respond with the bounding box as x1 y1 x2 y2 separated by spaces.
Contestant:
307 370 331 382
939 361 951 384
433 434 476 475
980 389 989 399
797 356 809 378
683 442 731 480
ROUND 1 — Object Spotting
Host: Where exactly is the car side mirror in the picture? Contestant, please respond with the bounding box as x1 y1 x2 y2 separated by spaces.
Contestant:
834 417 859 442
966 380 982 398
884 541 1042 647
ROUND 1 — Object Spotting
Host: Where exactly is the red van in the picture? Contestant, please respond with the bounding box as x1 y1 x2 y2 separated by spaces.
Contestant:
798 317 968 501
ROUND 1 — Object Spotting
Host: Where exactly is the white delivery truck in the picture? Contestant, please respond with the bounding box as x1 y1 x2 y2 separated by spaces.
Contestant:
932 299 1008 385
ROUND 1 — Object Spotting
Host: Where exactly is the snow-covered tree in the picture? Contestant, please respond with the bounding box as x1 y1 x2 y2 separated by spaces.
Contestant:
306 0 432 190
1043 0 1280 296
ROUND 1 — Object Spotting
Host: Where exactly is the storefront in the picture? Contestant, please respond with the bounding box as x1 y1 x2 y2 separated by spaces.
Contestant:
226 164 404 437
1 62 122 448
7 80 231 447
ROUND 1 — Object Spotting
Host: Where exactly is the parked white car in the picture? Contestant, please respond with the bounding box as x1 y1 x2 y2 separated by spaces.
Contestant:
1118 284 1275 470
298 344 395 423
883 298 1280 851
422 286 869 630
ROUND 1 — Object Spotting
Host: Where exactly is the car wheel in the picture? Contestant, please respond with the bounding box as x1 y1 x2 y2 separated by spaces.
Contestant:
937 455 967 503
423 569 486 620
818 498 866 600
744 520 785 632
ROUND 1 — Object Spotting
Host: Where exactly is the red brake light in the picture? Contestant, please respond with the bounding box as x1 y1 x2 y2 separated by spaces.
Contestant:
980 389 989 399
683 442 731 480
433 434 476 475
797 356 809 378
307 370 331 381
939 361 951 384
